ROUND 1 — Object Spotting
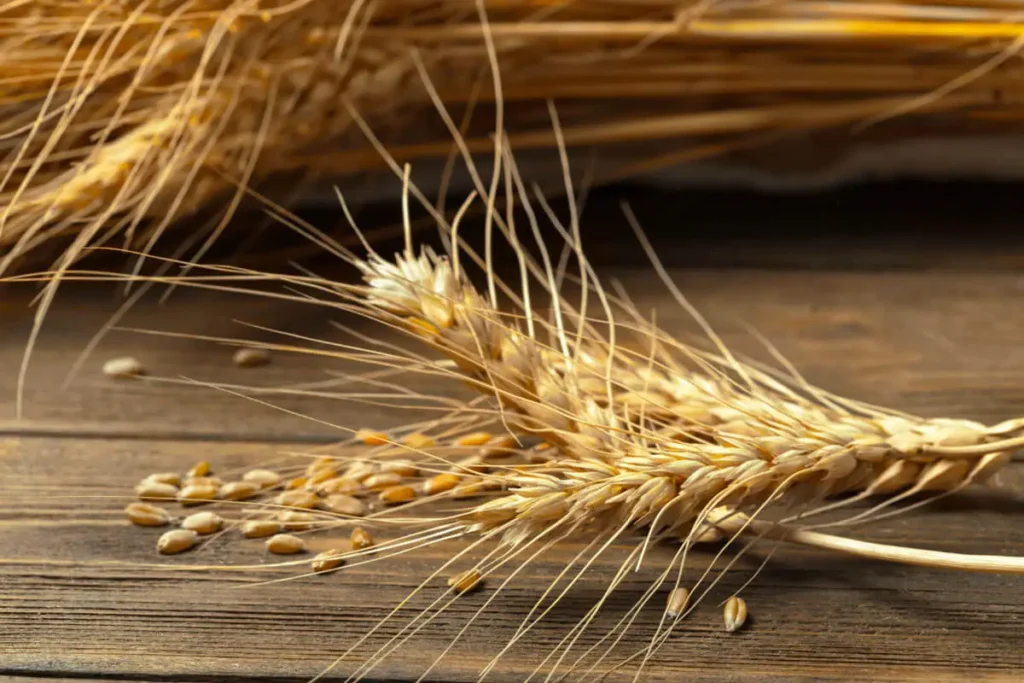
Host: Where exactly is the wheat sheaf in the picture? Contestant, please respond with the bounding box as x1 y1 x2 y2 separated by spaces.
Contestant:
12 123 1024 681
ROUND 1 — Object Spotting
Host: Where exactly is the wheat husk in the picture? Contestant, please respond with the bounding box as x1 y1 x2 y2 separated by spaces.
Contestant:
3 1 1024 273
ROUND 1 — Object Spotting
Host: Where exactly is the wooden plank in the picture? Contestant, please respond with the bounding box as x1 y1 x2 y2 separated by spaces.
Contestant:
7 265 1024 440
2 436 1024 682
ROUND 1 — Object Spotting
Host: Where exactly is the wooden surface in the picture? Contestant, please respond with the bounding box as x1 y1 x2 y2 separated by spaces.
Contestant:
4 207 1024 682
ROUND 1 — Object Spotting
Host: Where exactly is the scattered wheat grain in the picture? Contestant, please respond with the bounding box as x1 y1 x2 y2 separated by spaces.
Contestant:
219 481 260 501
274 489 319 509
241 520 281 538
312 549 346 573
356 429 389 446
144 472 181 487
318 477 362 495
233 347 271 368
187 461 211 478
666 587 690 618
278 510 318 530
424 473 460 495
125 502 171 527
350 527 374 550
724 596 748 633
364 472 402 490
266 533 306 554
402 433 435 449
135 481 178 501
322 494 366 516
380 484 417 505
286 476 308 490
157 529 198 555
380 460 419 476
243 469 281 488
103 357 145 379
448 569 482 594
178 483 218 506
181 511 223 534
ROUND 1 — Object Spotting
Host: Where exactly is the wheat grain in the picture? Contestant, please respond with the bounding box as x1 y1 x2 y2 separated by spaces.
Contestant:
135 481 178 501
181 511 224 535
125 503 171 527
157 529 198 555
240 520 281 539
266 533 307 555
447 569 483 594
350 527 374 551
665 587 690 619
233 347 271 368
219 481 261 501
723 596 748 633
243 469 282 488
102 357 145 379
312 550 346 573
178 483 218 507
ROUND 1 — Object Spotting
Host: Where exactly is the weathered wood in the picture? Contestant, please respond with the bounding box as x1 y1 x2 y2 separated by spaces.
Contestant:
8 267 1024 440
2 436 1024 682
6 230 1024 681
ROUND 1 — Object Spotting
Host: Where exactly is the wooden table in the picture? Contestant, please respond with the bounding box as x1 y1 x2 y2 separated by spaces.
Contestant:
3 184 1024 682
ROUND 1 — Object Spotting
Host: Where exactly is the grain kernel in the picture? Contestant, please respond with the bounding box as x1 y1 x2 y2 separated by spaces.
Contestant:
241 520 281 538
178 484 218 506
343 462 376 481
219 481 260 501
232 347 271 368
135 481 178 501
321 494 365 517
364 472 402 490
274 489 318 509
125 502 171 527
424 473 460 495
724 596 748 633
157 529 198 554
455 431 492 448
307 456 337 474
356 429 389 446
402 433 435 449
312 549 346 573
145 472 181 487
285 476 308 490
481 436 517 458
318 477 362 495
666 587 690 618
266 533 306 554
379 484 417 505
181 511 223 534
350 527 374 550
307 468 339 486
103 356 145 378
448 569 482 594
184 476 223 488
277 510 318 530
187 460 211 478
380 460 418 477
243 469 281 488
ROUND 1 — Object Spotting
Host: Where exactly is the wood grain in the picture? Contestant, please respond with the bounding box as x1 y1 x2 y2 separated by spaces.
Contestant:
3 436 1024 682
5 234 1024 681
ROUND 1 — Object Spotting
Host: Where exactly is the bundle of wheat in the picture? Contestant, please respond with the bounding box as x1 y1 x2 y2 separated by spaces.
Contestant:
3 0 1023 273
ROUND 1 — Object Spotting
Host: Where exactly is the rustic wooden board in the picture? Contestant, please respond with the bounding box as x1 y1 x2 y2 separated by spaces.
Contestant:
7 266 1024 439
3 436 1024 682
6 219 1024 681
